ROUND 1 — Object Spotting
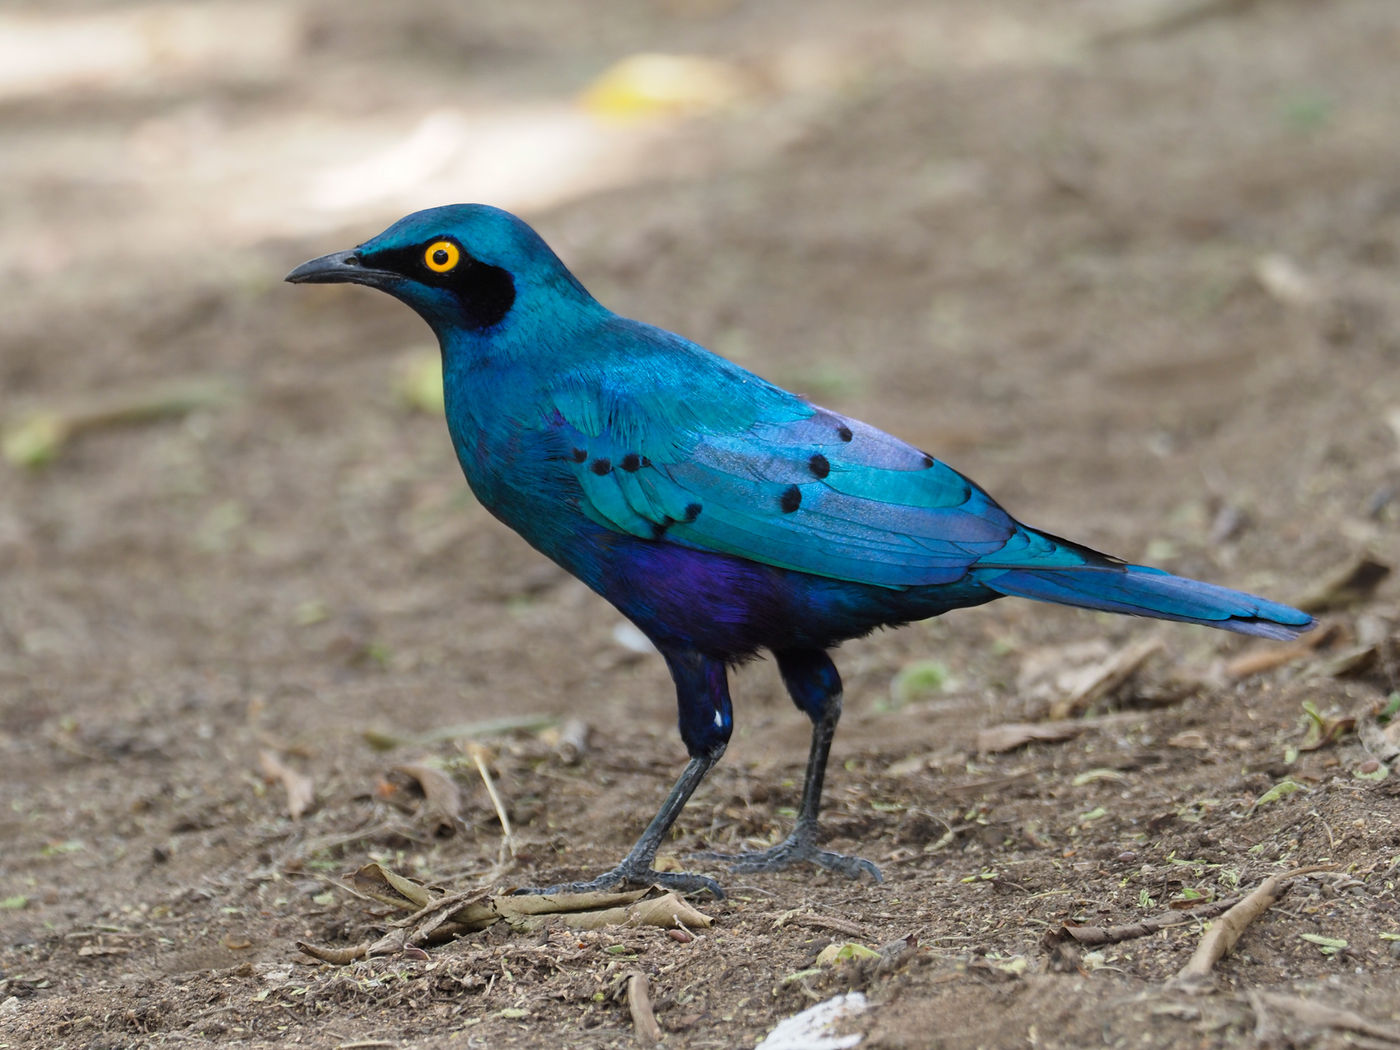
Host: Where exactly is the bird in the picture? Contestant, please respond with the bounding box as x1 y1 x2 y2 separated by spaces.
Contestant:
287 204 1314 898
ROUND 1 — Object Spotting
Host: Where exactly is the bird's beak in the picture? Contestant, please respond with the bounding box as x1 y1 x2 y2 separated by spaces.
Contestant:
284 250 401 288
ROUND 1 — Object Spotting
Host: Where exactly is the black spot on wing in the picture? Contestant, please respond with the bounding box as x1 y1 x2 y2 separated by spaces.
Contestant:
809 453 830 479
620 453 641 472
591 458 612 475
779 486 802 513
921 453 935 468
837 425 853 442
571 448 587 463
651 503 701 541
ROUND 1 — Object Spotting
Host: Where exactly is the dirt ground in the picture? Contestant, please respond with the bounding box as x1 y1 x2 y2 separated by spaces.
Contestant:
4 1 1400 1047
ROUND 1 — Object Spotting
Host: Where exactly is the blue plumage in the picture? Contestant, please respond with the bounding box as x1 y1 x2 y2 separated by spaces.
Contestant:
288 204 1313 897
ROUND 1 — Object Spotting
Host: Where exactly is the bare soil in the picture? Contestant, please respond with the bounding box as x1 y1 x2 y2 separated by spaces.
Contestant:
3 2 1400 1048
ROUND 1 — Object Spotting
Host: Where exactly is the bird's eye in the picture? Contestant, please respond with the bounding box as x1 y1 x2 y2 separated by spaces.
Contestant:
423 240 461 274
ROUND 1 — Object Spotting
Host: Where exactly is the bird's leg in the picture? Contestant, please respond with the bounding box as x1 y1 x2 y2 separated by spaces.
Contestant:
694 649 882 883
519 649 733 898
521 750 725 897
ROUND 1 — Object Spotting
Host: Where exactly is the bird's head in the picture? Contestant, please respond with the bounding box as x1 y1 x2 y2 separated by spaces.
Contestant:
285 204 598 338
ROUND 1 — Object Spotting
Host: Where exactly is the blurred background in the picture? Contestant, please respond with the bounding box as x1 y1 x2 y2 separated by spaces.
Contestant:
3 0 1399 1044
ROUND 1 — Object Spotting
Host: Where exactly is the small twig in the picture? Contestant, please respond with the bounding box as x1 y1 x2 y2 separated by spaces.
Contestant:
297 940 368 965
466 742 516 861
1045 895 1242 950
626 971 663 1045
1175 865 1334 980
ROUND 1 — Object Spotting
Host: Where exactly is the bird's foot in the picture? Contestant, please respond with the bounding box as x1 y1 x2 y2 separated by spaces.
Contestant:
515 862 725 900
693 833 883 883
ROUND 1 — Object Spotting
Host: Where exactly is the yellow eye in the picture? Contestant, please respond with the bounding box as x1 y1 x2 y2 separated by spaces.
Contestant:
423 240 460 273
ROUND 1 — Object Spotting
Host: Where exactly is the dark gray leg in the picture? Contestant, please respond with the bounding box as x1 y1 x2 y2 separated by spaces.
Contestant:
519 649 732 898
694 650 882 883
522 750 725 898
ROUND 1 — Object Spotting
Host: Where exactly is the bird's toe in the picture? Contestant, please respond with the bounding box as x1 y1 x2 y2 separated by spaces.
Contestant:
694 837 883 883
514 865 725 899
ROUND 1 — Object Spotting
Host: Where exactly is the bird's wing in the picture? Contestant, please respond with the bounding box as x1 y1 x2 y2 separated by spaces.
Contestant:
550 385 1076 589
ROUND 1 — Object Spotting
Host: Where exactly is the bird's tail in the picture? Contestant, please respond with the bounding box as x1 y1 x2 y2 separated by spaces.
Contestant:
974 533 1314 641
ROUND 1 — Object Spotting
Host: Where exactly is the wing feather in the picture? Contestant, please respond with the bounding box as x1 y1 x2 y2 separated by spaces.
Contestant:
552 389 1030 588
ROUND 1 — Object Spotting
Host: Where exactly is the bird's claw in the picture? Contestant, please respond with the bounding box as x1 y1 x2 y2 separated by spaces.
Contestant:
515 865 725 900
693 835 883 883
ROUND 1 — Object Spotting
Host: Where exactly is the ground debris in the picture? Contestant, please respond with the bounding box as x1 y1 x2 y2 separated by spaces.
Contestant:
625 971 663 1045
1043 895 1243 953
299 862 713 962
258 748 315 821
1015 637 1164 720
1295 553 1392 614
1175 866 1334 982
381 762 464 836
755 991 869 1050
976 720 1086 754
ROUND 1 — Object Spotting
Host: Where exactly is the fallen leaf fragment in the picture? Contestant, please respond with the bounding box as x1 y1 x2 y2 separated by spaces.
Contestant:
348 861 436 909
518 890 712 933
977 720 1085 753
1299 933 1348 955
258 749 314 820
815 942 880 967
1297 700 1355 752
1250 778 1305 812
391 762 464 836
306 865 712 963
297 940 366 965
1048 638 1164 719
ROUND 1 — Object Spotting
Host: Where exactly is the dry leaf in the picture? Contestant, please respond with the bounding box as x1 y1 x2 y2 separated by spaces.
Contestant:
1047 638 1163 719
392 762 464 836
977 721 1086 754
347 862 435 909
258 749 314 820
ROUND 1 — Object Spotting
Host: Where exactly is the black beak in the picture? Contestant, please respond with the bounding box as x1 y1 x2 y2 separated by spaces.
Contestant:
284 250 401 288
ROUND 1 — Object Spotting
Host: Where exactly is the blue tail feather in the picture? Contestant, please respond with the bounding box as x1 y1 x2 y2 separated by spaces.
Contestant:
978 561 1314 640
